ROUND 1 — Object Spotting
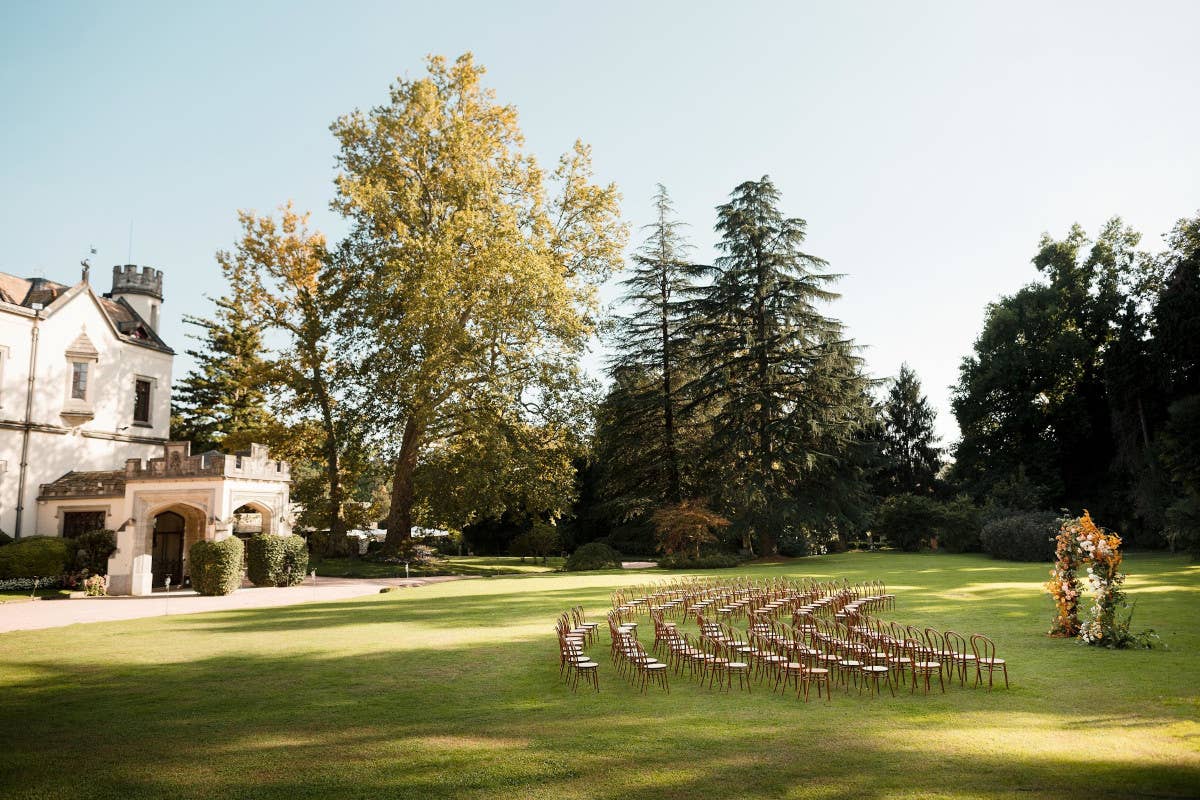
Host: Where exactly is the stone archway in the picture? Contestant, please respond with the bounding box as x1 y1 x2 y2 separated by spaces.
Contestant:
232 501 275 538
144 502 209 589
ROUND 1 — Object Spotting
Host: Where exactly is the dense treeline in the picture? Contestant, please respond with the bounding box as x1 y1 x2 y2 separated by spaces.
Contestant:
171 53 1199 561
951 215 1200 552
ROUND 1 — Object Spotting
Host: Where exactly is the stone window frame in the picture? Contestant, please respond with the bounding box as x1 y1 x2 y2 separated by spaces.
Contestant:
59 506 112 538
63 348 99 419
132 375 155 426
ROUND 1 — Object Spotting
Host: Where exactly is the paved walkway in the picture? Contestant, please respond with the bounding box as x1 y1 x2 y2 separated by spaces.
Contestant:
0 575 466 634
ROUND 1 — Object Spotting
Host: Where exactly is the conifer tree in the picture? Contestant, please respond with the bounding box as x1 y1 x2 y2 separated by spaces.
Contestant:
601 185 695 514
879 363 942 495
686 177 870 554
171 258 273 452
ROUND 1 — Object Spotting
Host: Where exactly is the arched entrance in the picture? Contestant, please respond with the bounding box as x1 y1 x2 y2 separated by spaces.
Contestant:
151 511 185 588
232 502 274 538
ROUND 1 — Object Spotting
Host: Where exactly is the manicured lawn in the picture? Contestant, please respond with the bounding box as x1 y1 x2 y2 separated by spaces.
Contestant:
0 552 1197 799
310 554 565 578
0 588 72 604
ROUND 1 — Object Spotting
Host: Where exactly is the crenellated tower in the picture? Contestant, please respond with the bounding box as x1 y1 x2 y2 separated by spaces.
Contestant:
109 264 164 332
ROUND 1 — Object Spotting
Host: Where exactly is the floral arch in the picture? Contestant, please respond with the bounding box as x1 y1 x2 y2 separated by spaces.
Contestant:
1046 511 1130 646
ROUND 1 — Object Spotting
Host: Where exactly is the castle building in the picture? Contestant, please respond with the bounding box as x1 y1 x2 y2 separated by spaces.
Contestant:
0 264 290 594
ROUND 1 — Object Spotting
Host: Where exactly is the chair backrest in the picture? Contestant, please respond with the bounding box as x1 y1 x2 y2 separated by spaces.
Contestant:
944 630 968 655
970 633 996 662
924 627 946 652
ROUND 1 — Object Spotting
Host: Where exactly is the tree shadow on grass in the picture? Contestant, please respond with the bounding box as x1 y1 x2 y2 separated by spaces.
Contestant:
0 641 1197 800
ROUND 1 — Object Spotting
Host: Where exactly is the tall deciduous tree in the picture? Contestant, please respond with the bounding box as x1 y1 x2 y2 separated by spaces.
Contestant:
951 219 1145 524
329 54 626 552
227 204 365 556
879 363 941 495
686 177 870 554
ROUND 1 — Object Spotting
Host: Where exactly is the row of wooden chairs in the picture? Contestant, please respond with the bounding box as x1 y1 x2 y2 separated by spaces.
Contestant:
556 609 599 692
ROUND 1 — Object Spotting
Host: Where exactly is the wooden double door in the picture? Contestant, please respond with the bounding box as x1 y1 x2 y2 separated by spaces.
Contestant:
151 511 185 587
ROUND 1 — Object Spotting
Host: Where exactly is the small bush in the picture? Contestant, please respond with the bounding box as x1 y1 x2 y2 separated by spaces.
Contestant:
564 541 623 571
0 530 12 546
0 536 72 579
873 494 942 552
980 511 1060 562
368 538 439 567
777 529 813 558
937 496 983 554
245 534 309 587
83 574 107 596
189 537 245 596
418 532 462 556
658 553 741 570
509 522 560 564
73 529 117 575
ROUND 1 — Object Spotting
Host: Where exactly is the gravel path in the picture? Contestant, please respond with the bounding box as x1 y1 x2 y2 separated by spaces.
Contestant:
0 575 467 634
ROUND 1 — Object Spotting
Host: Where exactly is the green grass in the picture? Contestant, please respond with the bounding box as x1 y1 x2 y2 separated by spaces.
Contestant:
0 588 73 604
1 552 1197 799
310 554 565 578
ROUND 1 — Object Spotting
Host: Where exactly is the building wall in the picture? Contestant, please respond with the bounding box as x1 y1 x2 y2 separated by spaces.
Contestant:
0 287 172 537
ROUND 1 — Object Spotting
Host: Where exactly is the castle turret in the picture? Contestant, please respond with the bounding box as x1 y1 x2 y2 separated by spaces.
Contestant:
109 264 163 332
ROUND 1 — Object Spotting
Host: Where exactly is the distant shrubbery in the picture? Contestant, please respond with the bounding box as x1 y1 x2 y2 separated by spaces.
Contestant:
367 538 439 567
0 536 72 579
872 494 984 553
980 511 1060 562
509 522 559 564
245 534 309 587
658 553 741 570
936 497 984 554
189 537 245 595
564 541 623 571
873 494 942 552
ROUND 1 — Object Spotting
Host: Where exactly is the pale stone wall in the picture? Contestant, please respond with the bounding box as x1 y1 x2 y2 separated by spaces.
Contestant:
0 285 171 536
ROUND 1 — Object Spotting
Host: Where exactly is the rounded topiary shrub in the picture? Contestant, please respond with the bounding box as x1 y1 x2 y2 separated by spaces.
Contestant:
245 534 309 587
243 534 307 585
0 536 72 579
980 511 1060 562
564 541 623 571
189 536 245 595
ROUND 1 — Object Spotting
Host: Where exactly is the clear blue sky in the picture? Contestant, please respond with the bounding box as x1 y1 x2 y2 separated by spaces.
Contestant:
3 1 1198 445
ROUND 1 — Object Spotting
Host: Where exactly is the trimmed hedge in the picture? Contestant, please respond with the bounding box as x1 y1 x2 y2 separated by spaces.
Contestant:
0 536 72 579
564 541 623 571
189 536 245 595
245 534 309 587
980 511 1060 562
658 553 740 570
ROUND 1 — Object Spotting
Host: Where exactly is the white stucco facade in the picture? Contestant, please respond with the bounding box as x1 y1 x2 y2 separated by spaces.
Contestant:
0 265 291 594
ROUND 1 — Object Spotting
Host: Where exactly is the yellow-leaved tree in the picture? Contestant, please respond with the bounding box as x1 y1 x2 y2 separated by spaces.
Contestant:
329 53 626 552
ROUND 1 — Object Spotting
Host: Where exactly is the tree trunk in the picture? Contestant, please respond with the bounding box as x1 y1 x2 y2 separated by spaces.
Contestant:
312 363 349 557
383 417 423 553
753 245 777 556
661 271 682 503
